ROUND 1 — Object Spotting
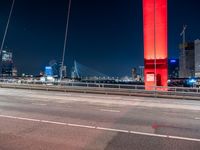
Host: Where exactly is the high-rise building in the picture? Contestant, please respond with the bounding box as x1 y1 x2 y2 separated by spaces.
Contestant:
1 50 13 77
131 68 137 80
179 42 195 78
12 67 18 77
195 39 200 77
45 66 53 76
168 59 179 78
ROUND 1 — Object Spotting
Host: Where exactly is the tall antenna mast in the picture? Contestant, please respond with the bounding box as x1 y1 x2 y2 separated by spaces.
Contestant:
0 0 15 54
60 0 72 80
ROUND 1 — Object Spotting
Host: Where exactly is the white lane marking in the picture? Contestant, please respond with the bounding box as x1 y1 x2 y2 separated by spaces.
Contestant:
100 109 120 113
0 115 40 122
132 99 143 101
57 101 67 104
32 103 47 106
41 120 67 125
194 117 200 120
68 123 95 129
130 131 168 138
0 114 200 142
168 135 200 142
97 127 129 133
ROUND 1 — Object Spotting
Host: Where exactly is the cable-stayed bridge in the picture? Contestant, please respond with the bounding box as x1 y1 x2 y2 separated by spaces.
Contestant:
71 61 109 80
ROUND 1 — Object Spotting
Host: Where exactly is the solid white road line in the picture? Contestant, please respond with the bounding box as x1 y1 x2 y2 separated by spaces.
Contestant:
41 120 67 125
32 103 47 106
0 114 200 142
130 131 168 138
68 123 95 129
0 115 41 122
100 109 120 113
168 135 200 142
194 117 200 120
96 127 129 133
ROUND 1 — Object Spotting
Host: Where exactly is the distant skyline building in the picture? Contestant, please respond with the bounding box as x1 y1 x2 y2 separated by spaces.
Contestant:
12 67 17 77
45 66 53 76
179 42 195 78
49 60 59 77
195 39 200 77
131 68 137 79
168 59 179 78
139 66 144 81
1 50 13 77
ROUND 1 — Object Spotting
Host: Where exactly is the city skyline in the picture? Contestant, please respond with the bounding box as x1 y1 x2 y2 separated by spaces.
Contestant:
0 0 200 76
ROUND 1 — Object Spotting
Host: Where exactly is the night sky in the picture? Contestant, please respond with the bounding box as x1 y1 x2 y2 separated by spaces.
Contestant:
0 0 200 77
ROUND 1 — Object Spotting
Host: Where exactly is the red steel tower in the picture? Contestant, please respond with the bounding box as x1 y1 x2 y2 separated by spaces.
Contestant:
143 0 168 90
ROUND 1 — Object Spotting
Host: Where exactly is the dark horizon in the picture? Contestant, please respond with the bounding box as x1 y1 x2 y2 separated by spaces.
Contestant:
0 0 200 77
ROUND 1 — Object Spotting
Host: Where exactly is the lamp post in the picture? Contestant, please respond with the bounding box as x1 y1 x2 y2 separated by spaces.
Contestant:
154 0 157 90
0 0 15 54
60 0 72 81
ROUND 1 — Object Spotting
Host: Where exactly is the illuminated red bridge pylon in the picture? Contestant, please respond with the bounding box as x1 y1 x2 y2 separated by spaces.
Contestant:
143 0 168 90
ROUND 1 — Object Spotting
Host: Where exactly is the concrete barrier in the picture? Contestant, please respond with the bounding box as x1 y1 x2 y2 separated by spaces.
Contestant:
0 83 200 100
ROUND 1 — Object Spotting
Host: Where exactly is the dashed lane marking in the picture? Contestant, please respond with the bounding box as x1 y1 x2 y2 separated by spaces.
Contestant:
31 103 47 106
100 109 120 113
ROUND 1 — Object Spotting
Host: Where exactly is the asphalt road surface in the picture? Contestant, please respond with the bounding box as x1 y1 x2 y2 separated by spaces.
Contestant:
0 88 200 150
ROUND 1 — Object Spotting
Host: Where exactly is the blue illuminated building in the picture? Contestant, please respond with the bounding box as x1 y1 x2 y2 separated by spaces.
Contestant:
45 66 53 76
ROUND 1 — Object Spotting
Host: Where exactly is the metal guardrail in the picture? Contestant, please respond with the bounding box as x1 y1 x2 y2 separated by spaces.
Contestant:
0 79 200 100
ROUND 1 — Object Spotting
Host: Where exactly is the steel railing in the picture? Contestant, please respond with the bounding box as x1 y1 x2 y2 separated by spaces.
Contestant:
0 79 200 99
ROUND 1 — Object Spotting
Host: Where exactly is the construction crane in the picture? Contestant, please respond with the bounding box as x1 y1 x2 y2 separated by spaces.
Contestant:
180 25 187 77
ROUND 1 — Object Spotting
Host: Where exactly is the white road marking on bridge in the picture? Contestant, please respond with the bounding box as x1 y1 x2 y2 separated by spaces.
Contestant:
132 98 143 101
194 117 200 120
96 127 129 133
100 109 120 113
0 115 40 122
57 101 67 104
0 114 200 142
32 103 47 106
130 131 169 138
68 123 95 129
168 135 200 142
41 120 67 125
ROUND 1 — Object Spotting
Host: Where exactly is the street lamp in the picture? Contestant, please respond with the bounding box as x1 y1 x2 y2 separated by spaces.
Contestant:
154 0 157 90
0 0 15 54
60 0 72 81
